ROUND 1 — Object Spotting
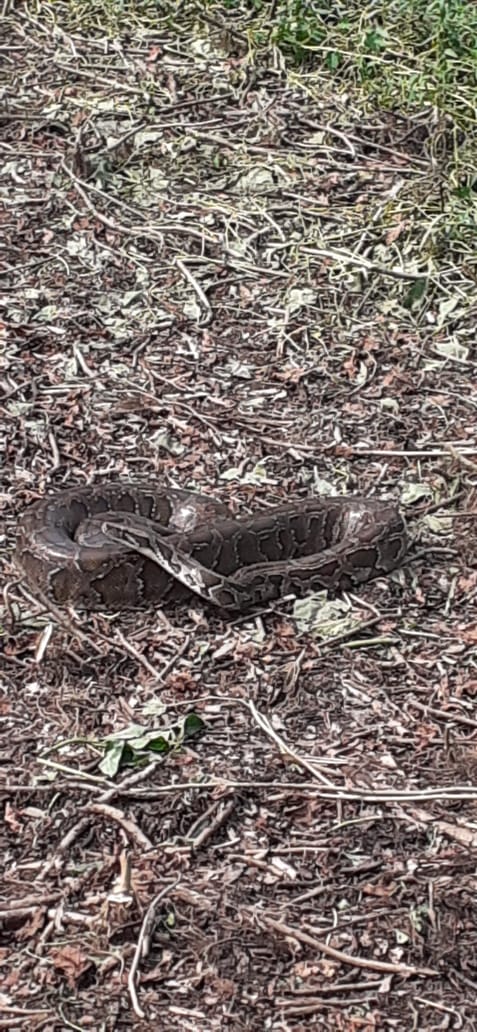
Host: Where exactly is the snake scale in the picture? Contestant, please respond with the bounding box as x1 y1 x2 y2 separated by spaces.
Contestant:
16 481 408 611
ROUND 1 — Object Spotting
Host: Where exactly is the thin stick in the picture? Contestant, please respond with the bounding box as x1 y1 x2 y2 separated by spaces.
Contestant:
175 257 212 325
128 879 180 1018
263 916 437 977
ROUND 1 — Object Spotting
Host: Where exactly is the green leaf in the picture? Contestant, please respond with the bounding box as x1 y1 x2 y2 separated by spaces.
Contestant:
327 51 340 71
403 278 428 309
183 713 205 736
100 741 127 777
105 723 146 743
143 734 175 754
98 713 206 776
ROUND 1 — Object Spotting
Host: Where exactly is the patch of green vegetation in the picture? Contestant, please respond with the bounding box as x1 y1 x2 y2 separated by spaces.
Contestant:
25 0 477 309
35 0 477 127
238 0 477 123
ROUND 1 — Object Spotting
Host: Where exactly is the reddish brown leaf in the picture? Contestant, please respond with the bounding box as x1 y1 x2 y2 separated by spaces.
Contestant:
50 945 94 988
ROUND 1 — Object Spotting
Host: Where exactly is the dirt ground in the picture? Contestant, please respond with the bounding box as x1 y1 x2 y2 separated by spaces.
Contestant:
2 5 477 1030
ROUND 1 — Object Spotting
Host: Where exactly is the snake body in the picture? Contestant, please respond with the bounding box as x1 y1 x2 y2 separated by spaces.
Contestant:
16 482 408 611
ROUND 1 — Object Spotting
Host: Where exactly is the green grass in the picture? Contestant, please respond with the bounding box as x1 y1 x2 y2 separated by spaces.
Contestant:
224 0 477 123
22 0 477 325
33 0 477 126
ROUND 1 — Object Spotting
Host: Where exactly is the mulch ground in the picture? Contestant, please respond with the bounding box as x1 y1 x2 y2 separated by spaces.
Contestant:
2 5 477 1030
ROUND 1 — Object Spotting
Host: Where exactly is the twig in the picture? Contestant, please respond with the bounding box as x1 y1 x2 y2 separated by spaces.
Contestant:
97 761 159 805
413 996 463 1021
246 700 339 788
38 817 93 881
0 892 61 912
128 879 180 1019
85 802 153 850
185 795 236 848
445 443 477 474
16 583 103 654
175 257 212 325
113 628 168 682
262 916 437 977
411 699 477 729
76 775 477 804
348 447 477 458
302 245 429 281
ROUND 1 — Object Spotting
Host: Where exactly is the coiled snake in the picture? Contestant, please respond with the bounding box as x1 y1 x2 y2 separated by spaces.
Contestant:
16 481 408 611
